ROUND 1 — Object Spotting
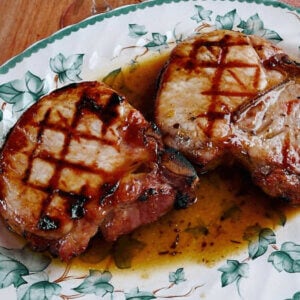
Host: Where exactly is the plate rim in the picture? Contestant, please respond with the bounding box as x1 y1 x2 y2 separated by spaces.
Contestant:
0 0 299 75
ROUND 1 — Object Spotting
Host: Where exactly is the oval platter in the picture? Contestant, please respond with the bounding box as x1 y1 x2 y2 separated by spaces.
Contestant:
0 0 300 299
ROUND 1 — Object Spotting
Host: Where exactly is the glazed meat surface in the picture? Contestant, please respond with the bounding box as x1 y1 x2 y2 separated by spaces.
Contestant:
155 29 300 203
0 81 197 260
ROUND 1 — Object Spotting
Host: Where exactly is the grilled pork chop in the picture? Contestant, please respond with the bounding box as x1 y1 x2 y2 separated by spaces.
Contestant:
156 29 300 203
0 81 197 260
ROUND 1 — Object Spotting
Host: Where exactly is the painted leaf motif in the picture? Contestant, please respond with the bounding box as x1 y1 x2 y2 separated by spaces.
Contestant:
0 79 25 103
244 227 276 259
144 33 167 48
191 5 212 23
129 24 148 38
285 291 300 300
218 260 249 287
238 14 282 42
50 53 84 83
215 9 241 30
0 253 28 288
73 270 114 296
125 287 156 300
268 242 300 273
0 246 51 272
17 272 61 300
0 71 48 113
25 71 48 97
20 281 61 300
12 93 36 113
169 268 186 284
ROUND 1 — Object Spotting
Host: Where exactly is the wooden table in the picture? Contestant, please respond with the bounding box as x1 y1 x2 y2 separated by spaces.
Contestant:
0 0 299 66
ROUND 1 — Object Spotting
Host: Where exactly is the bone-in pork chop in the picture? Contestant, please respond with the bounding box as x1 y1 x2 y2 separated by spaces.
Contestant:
155 30 299 203
0 81 198 260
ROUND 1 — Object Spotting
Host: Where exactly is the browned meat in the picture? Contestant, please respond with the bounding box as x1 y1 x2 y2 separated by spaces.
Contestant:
0 81 198 261
155 29 300 203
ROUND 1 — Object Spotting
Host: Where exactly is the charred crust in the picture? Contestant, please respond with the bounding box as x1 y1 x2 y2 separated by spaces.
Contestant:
279 195 291 203
99 182 119 205
149 122 161 134
38 215 59 231
70 195 88 219
174 192 191 209
138 188 158 202
78 91 123 128
110 92 125 105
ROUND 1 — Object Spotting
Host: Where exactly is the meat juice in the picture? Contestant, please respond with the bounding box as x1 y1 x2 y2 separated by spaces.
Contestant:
72 52 297 271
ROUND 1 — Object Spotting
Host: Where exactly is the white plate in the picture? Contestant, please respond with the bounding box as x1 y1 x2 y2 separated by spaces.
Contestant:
0 0 300 299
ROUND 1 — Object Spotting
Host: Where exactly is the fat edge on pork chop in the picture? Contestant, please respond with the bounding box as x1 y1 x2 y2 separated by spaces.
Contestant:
155 29 300 203
0 81 198 261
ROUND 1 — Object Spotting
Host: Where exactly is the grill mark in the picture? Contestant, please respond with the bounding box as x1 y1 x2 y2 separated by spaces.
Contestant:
282 134 291 169
253 65 262 90
192 38 249 49
39 94 93 221
29 91 127 230
33 152 110 177
78 92 124 135
205 45 229 138
227 69 248 90
185 35 270 138
184 60 262 70
42 122 119 148
23 109 51 183
34 93 99 226
187 34 267 138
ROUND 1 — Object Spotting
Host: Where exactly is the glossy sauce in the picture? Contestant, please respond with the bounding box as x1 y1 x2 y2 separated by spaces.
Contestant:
71 52 299 272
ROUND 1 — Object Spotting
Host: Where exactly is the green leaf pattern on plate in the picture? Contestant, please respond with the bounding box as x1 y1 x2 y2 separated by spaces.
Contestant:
0 246 51 273
144 32 168 49
244 226 276 260
169 268 186 284
191 5 213 23
50 53 84 83
286 291 300 300
238 14 283 42
17 273 61 300
0 253 28 288
125 287 156 300
218 260 249 296
0 71 49 114
73 270 114 296
129 24 148 38
215 9 241 30
268 242 300 273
